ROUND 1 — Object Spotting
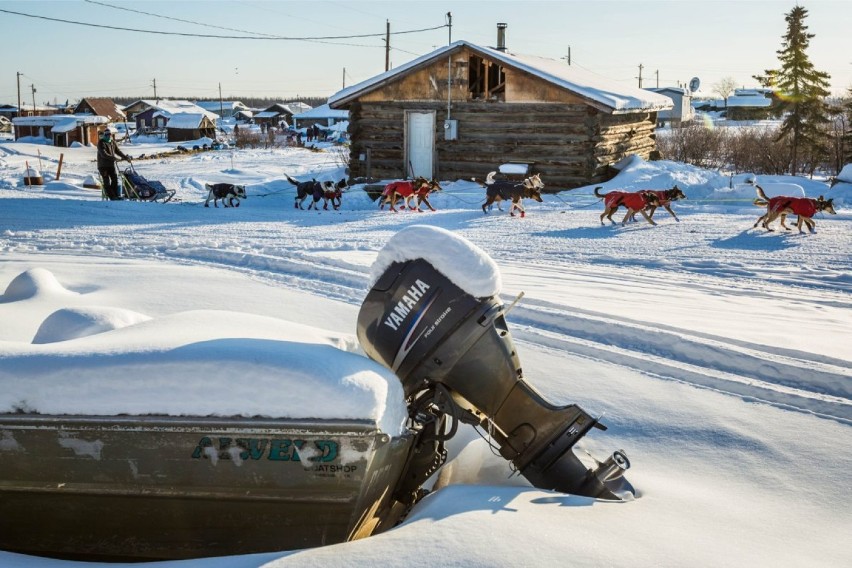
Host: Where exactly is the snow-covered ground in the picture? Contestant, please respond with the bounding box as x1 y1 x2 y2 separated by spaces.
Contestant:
0 137 850 567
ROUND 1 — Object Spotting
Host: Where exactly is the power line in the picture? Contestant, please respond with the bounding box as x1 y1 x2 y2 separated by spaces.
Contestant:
83 0 278 37
0 8 447 41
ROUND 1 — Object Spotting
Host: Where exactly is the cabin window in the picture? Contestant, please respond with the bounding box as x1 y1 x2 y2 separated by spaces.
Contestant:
468 55 506 101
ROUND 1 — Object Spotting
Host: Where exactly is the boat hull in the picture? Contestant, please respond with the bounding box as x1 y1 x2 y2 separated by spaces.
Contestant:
0 414 414 561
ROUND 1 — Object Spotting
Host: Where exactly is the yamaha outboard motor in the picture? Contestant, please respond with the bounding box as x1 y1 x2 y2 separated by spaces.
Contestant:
357 226 632 501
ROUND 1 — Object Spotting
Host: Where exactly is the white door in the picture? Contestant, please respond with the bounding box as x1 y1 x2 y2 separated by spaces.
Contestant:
406 112 434 179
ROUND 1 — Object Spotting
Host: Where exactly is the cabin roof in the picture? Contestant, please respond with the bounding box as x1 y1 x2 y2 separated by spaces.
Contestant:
329 40 672 114
166 113 211 129
292 103 349 120
75 98 125 121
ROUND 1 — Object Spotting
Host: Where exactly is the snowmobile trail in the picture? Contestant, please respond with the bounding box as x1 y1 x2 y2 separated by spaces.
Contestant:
508 302 852 424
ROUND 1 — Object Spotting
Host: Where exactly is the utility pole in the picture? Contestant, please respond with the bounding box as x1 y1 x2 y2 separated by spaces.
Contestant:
219 82 224 118
342 67 346 89
152 78 158 101
562 46 571 65
30 84 36 116
637 63 644 88
655 69 659 88
16 72 22 116
384 20 390 71
446 12 452 121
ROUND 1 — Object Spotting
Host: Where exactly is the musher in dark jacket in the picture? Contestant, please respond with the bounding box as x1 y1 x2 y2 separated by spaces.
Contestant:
97 129 130 200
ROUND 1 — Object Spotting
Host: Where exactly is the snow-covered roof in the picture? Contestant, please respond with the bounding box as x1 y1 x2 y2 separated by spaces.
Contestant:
194 101 248 113
329 40 672 114
726 95 772 108
254 111 280 119
129 99 218 121
292 103 349 120
51 117 82 133
648 87 690 97
11 114 108 127
166 113 209 129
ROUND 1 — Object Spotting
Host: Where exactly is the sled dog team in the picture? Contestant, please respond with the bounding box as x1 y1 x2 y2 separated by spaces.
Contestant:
210 174 838 234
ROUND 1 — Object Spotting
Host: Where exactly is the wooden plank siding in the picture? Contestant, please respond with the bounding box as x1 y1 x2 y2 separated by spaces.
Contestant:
346 101 658 189
340 45 660 190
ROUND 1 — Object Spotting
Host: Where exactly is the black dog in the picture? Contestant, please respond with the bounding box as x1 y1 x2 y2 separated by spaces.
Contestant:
204 183 247 208
286 175 347 210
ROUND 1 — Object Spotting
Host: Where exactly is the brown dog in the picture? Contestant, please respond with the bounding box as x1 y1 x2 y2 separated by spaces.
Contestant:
753 185 836 233
643 185 687 221
595 187 660 226
481 173 544 217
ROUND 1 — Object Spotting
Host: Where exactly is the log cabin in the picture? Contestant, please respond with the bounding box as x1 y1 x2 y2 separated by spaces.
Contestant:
328 37 672 190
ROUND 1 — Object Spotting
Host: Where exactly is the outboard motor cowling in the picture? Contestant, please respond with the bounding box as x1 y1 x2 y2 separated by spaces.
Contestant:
358 226 632 501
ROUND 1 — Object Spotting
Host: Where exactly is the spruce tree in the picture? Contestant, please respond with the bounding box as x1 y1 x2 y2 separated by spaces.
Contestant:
757 5 831 175
844 87 852 166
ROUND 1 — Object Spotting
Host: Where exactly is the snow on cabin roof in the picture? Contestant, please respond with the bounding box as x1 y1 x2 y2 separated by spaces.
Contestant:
292 103 349 120
12 114 108 127
725 95 772 108
195 101 248 112
51 117 82 133
329 40 672 114
254 111 280 119
129 99 218 120
166 113 208 129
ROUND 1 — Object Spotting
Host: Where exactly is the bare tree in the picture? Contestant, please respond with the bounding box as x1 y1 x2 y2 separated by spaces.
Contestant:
713 77 738 107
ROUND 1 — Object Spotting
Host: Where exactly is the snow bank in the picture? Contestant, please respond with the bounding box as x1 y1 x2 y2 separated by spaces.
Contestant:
0 298 408 435
1 268 76 301
32 306 151 344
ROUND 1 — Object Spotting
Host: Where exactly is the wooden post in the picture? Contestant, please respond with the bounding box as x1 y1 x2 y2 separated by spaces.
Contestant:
56 153 64 180
24 160 30 186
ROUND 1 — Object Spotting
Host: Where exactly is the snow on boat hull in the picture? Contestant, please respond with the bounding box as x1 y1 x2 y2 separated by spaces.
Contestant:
0 414 414 561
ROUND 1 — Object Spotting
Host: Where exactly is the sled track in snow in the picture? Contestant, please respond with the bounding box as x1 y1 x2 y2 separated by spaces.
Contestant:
508 300 852 424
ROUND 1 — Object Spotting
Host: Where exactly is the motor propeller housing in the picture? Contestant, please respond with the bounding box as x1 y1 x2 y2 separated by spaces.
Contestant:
357 230 631 500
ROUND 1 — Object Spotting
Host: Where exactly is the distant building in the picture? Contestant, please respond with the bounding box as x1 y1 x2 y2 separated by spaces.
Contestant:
195 100 250 118
725 88 774 120
292 103 349 130
12 114 107 147
165 113 217 142
123 99 218 133
646 87 694 126
74 98 126 122
254 103 313 129
0 104 20 120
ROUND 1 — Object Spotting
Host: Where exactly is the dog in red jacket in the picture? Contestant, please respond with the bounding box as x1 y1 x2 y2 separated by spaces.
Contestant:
380 178 442 212
595 187 660 226
753 185 837 233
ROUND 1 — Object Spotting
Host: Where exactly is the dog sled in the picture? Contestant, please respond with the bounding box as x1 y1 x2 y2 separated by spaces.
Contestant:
119 164 176 203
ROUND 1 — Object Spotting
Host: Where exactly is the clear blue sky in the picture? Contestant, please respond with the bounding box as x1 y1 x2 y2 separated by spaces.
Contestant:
1 0 850 105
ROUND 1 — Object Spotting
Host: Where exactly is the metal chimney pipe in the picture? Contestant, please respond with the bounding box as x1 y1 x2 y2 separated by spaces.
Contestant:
496 23 507 51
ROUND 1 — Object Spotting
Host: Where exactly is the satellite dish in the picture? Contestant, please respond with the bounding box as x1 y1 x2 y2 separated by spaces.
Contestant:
689 77 701 93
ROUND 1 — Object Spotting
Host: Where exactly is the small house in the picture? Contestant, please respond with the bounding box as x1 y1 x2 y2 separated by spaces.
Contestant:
12 114 107 147
646 87 693 126
254 103 312 130
124 100 218 133
328 35 671 189
74 98 126 122
165 113 217 142
195 100 251 118
725 89 774 120
292 103 349 130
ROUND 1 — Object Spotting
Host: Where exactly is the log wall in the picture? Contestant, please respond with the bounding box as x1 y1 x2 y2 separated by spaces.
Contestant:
346 101 659 190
